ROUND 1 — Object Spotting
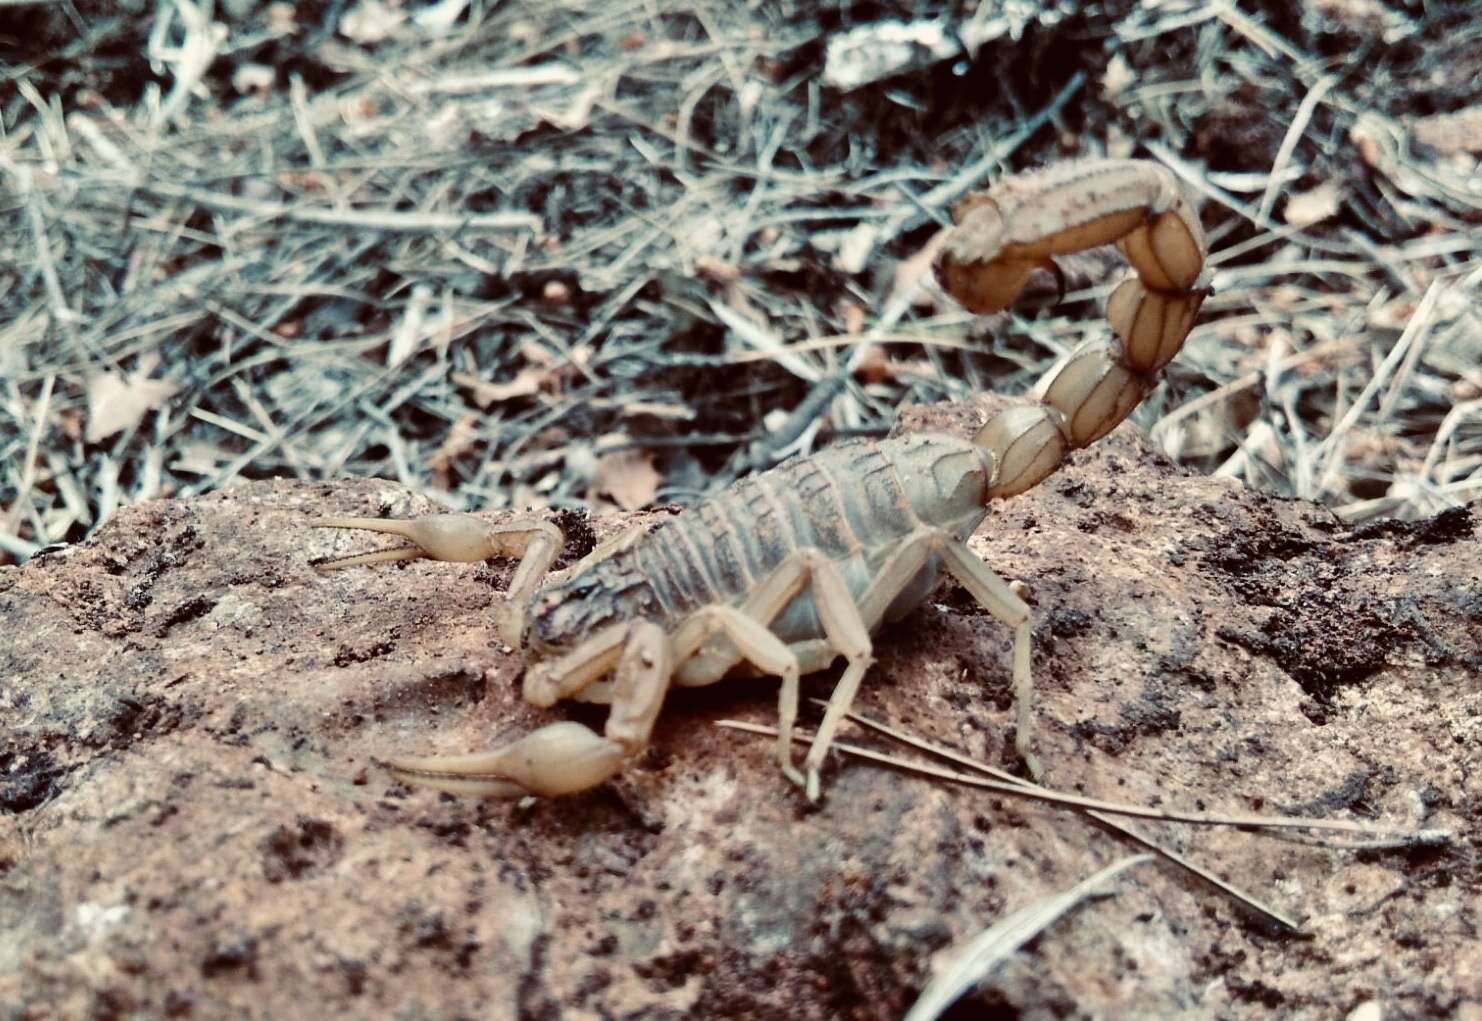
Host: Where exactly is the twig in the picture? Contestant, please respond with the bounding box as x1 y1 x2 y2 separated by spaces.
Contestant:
4 160 78 328
126 177 543 233
1151 336 1364 451
811 702 1304 932
2 374 53 554
1255 75 1337 223
1315 279 1445 494
725 330 981 364
876 70 1087 247
715 719 1450 848
709 298 821 383
902 854 1154 1021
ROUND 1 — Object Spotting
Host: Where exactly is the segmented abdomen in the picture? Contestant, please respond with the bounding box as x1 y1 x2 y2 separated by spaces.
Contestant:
527 434 991 652
634 436 973 626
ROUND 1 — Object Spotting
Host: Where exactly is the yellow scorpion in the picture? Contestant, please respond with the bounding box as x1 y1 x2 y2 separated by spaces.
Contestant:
315 159 1209 802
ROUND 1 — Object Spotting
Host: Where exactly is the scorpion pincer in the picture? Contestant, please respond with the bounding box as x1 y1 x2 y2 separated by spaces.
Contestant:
313 159 1210 803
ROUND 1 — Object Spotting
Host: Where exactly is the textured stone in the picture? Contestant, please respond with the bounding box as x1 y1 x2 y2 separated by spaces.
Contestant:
2 399 1478 1019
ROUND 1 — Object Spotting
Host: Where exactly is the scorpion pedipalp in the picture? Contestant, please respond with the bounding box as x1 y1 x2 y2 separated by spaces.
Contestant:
383 721 627 799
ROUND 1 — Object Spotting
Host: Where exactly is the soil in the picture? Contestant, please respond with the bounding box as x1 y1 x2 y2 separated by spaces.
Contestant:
3 399 1479 1020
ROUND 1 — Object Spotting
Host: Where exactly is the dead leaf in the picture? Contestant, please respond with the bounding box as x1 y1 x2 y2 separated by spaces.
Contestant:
412 0 469 35
834 223 878 274
823 19 956 91
266 3 297 34
1283 180 1343 226
452 367 547 408
1101 53 1135 98
889 230 947 310
231 63 274 94
58 407 84 443
85 365 179 444
519 341 560 367
838 298 865 336
852 344 892 385
695 255 741 285
592 448 662 511
429 412 481 489
386 283 433 367
169 441 229 476
1307 0 1415 42
340 0 405 44
533 84 603 133
1367 297 1418 331
1411 106 1482 155
1350 123 1383 169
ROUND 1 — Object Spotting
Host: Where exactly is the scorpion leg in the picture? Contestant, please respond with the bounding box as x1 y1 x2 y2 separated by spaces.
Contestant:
932 539 1037 777
384 620 670 797
837 528 1038 777
312 513 561 644
670 602 810 790
756 551 874 802
672 550 873 801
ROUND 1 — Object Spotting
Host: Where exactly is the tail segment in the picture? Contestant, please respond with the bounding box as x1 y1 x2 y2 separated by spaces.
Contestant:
933 159 1209 499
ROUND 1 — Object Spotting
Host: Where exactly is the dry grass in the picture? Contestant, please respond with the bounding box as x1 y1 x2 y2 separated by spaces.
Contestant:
2 0 1479 564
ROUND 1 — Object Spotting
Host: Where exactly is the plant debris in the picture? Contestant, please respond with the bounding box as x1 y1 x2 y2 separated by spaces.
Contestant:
1 0 1479 567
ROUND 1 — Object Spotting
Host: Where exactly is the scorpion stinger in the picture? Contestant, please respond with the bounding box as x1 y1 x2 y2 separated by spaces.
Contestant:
312 158 1209 802
937 159 1210 499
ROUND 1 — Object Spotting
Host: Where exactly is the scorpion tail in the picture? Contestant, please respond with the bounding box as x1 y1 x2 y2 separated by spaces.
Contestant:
936 161 1210 500
972 280 1211 500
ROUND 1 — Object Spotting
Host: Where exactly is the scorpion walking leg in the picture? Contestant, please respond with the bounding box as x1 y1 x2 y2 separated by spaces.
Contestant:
817 528 1038 777
670 604 809 787
312 513 562 643
384 621 670 798
674 550 873 801
932 539 1037 777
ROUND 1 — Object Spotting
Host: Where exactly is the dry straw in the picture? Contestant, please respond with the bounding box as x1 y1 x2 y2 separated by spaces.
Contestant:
3 0 1479 560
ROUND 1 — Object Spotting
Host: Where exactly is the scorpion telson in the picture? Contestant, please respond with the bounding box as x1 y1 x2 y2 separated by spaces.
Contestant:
313 159 1210 802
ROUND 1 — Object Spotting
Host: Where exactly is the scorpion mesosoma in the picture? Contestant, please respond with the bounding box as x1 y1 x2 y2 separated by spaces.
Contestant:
315 159 1209 802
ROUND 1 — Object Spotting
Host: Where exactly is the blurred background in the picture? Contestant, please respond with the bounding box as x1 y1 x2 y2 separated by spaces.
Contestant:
2 0 1479 564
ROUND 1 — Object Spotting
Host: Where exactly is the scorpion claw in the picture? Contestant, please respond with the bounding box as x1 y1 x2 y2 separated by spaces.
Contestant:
384 721 626 799
379 757 530 799
312 514 502 568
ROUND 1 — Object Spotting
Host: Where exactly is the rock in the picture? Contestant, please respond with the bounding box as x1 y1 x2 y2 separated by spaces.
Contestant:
2 402 1478 1019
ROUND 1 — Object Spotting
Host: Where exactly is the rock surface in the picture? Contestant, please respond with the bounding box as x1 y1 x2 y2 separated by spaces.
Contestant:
2 399 1479 1020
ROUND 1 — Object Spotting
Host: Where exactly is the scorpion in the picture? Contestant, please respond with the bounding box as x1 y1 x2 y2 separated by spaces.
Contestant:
314 159 1209 803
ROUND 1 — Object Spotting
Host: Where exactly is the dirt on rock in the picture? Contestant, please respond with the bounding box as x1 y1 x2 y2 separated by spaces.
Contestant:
2 401 1479 1020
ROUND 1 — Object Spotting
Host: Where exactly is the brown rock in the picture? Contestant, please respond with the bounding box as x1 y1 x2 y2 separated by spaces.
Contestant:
2 402 1478 1019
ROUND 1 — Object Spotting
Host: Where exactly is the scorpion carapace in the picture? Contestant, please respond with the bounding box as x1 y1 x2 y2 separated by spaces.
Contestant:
313 159 1209 802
